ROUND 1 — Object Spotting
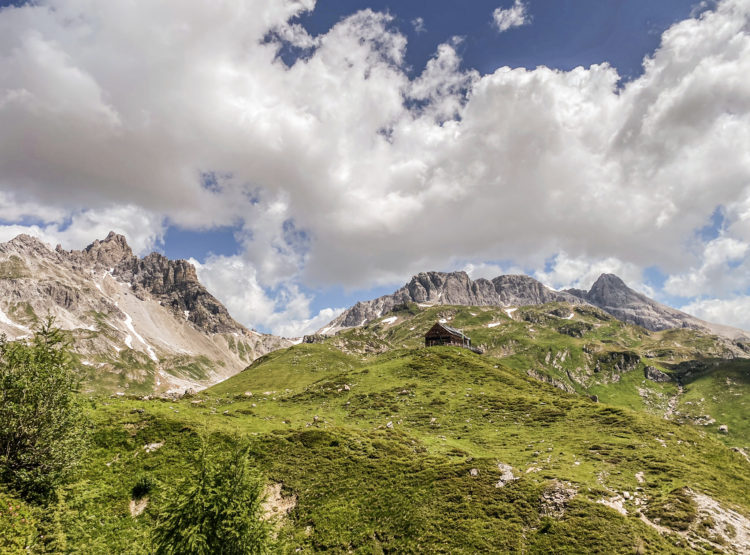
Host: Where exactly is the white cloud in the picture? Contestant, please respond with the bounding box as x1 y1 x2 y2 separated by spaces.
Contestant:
681 296 750 332
664 236 749 298
533 253 655 296
191 254 344 337
0 205 164 255
411 17 426 34
0 0 749 330
492 1 530 33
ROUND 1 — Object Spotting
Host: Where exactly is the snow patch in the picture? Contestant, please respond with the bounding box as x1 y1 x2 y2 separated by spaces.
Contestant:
487 322 501 328
290 337 303 345
562 312 575 320
417 303 433 308
183 310 190 320
504 308 517 318
439 318 448 324
118 306 158 362
381 316 397 325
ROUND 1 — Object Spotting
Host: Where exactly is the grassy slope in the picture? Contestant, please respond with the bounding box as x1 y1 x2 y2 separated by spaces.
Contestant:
4 303 749 552
5 339 748 553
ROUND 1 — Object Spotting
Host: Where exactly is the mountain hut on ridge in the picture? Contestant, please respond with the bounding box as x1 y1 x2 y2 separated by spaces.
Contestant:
424 322 472 349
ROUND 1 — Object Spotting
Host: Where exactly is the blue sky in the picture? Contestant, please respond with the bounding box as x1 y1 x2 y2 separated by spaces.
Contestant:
1 0 749 336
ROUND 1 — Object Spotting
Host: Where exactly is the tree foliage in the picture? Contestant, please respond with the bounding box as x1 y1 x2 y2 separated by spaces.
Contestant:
0 321 87 500
152 441 271 555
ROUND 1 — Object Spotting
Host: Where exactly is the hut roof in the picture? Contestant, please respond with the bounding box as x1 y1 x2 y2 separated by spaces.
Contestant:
430 322 469 340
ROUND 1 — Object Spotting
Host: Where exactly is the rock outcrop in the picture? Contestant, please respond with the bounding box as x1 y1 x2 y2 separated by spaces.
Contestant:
0 232 291 393
566 274 749 341
323 271 582 332
320 270 750 344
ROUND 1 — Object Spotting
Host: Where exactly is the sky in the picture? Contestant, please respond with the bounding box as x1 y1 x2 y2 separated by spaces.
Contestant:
1 0 750 337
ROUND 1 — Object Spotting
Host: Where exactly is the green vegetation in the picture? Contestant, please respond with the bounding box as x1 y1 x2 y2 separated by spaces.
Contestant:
2 304 749 552
152 441 270 554
0 255 31 279
0 322 87 500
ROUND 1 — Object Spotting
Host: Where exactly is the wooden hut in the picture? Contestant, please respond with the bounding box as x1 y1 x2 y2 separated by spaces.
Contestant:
425 322 472 349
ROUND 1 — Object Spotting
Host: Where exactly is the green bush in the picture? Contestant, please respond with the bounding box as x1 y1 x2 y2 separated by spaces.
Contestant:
132 473 156 500
152 440 271 554
0 322 87 500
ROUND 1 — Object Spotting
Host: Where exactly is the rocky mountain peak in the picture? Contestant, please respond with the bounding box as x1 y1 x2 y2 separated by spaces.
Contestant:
83 231 135 268
5 234 54 257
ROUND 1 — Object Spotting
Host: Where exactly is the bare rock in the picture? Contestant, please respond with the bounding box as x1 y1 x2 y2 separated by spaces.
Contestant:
644 365 671 382
540 480 577 518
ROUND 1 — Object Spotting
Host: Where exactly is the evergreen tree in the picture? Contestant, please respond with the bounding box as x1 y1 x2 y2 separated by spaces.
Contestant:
153 441 271 554
0 320 86 500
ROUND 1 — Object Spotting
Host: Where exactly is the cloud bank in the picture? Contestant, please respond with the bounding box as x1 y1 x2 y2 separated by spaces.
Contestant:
1 0 749 335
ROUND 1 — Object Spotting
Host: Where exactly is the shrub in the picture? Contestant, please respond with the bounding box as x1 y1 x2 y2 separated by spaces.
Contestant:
152 440 271 554
0 321 87 500
132 473 156 500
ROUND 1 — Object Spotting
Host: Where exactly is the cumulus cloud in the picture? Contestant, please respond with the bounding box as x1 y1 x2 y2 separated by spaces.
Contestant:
1 0 750 331
681 296 750 332
191 255 343 337
492 1 530 32
533 253 654 296
411 17 426 34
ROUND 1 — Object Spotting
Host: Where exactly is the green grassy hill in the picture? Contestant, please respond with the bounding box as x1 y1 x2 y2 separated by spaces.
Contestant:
3 304 749 553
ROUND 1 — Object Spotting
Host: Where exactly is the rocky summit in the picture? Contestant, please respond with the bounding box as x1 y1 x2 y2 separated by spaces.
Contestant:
322 270 750 344
0 232 291 394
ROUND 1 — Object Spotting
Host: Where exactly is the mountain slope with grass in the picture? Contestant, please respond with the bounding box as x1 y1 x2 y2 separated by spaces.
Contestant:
0 233 291 395
2 306 749 552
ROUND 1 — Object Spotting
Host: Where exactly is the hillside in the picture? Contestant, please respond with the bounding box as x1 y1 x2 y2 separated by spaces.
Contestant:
0 233 290 394
313 302 750 448
4 340 744 552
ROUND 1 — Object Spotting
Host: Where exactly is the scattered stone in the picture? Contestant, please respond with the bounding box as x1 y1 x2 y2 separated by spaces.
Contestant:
540 480 577 518
386 421 394 429
495 463 518 488
635 471 645 484
718 425 729 434
623 491 631 500
589 395 599 403
470 468 479 477
343 384 350 391
143 442 163 453
183 388 197 397
129 497 148 517
261 483 297 527
130 408 144 414
244 391 253 397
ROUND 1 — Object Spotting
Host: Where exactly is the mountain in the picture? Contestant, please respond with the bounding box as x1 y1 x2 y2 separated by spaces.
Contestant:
565 273 749 340
0 232 291 394
321 270 750 343
322 271 583 333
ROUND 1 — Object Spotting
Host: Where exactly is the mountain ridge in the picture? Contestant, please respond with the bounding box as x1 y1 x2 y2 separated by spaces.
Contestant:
0 232 290 394
321 270 750 343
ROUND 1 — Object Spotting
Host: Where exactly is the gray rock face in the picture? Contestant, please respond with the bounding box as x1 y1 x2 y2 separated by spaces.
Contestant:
644 366 671 383
62 232 243 335
322 270 750 344
0 231 290 392
326 271 583 331
565 273 750 340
